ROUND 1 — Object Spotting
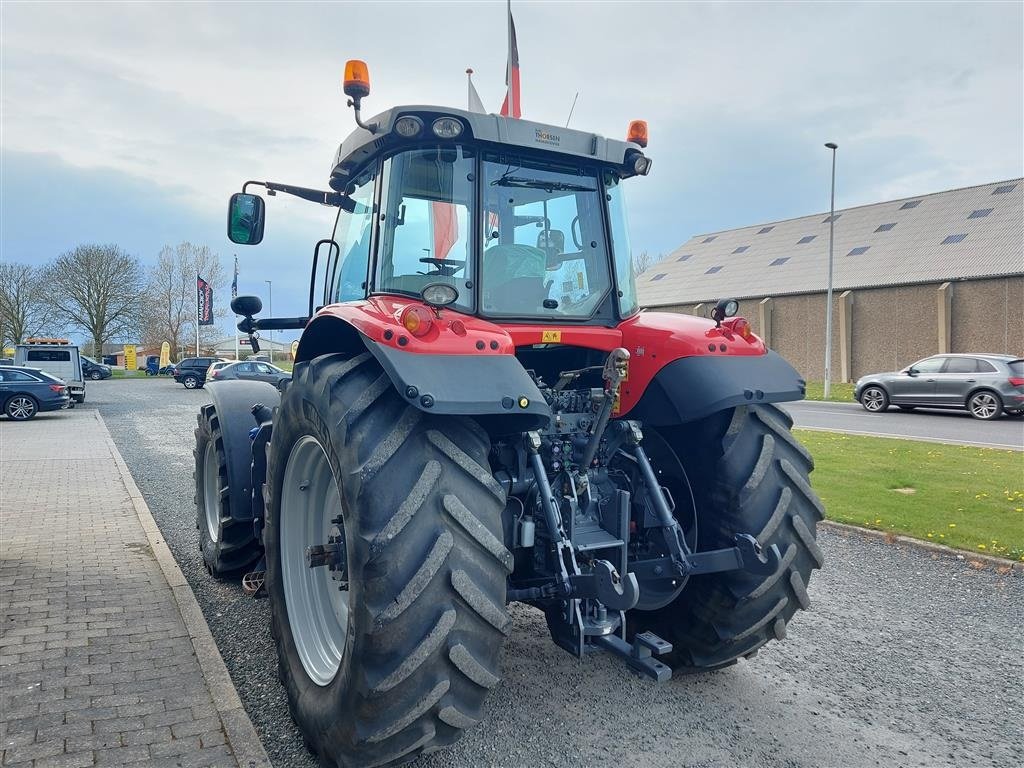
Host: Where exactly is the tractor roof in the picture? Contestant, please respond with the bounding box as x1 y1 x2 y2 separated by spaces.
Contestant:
329 105 645 190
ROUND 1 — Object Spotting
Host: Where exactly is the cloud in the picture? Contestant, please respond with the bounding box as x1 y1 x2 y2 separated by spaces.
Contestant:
2 0 1021 269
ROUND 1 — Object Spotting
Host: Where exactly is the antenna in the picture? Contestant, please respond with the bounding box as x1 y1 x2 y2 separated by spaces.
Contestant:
565 91 579 127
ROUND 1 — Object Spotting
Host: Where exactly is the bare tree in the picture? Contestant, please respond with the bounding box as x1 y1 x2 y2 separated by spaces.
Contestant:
46 245 145 357
0 262 61 347
141 242 227 357
632 250 657 276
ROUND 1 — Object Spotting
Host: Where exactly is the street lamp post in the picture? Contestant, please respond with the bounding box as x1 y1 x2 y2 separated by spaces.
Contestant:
264 279 273 363
823 142 838 400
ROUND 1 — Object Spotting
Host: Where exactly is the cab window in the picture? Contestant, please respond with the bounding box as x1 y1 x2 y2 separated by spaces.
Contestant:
332 169 377 303
375 147 475 312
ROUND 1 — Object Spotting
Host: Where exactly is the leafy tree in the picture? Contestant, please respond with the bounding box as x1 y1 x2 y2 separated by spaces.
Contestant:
0 262 61 347
141 242 227 357
46 244 145 357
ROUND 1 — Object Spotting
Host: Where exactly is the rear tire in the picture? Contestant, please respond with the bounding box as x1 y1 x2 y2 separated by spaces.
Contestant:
967 390 1002 420
183 375 199 389
194 404 262 576
265 352 511 768
5 395 38 421
630 404 824 670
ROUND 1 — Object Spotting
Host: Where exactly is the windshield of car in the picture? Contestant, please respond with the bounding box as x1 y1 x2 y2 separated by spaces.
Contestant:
480 156 611 319
375 146 476 312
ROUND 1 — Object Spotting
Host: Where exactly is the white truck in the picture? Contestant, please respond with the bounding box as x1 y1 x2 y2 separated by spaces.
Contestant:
15 339 86 404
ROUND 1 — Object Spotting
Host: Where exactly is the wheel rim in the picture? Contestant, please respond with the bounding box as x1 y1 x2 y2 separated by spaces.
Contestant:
91 371 101 380
970 393 997 419
203 441 221 543
8 397 35 420
184 377 197 389
863 388 885 411
280 435 349 687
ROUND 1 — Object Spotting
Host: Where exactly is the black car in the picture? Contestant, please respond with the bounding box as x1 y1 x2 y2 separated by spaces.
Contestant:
172 357 223 389
80 355 113 380
0 365 71 420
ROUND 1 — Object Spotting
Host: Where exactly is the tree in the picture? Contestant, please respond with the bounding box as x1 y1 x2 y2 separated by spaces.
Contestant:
0 262 61 347
633 250 666 277
46 244 145 357
141 242 227 358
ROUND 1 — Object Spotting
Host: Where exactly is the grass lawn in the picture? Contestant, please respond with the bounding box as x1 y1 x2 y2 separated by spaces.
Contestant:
803 381 856 403
796 430 1024 561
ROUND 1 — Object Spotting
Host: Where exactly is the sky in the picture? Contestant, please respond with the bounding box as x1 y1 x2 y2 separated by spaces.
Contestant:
2 1 1022 332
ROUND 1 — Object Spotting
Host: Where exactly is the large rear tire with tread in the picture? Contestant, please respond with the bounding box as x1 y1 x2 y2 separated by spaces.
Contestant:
194 404 262 576
265 352 511 768
630 403 824 670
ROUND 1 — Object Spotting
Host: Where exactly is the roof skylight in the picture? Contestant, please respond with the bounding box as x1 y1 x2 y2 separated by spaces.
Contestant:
992 184 1017 194
941 234 967 245
769 257 789 266
847 246 870 256
797 235 816 244
702 236 717 243
705 266 723 275
968 208 993 219
900 200 921 210
676 254 692 262
875 223 897 232
732 246 749 254
650 273 667 281
758 226 774 234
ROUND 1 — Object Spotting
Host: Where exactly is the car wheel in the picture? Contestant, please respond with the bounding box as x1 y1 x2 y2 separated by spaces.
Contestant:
183 375 199 389
89 370 102 380
860 386 889 413
967 391 1002 420
6 395 38 421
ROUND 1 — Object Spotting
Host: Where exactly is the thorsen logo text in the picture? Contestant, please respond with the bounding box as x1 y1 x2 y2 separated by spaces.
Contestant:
535 129 560 146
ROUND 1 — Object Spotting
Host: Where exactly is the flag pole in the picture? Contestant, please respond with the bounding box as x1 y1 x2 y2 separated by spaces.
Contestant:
196 273 200 357
507 0 515 119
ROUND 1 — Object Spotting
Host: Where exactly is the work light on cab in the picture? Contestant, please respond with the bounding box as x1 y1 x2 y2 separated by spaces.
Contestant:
400 305 434 337
421 282 458 308
432 116 463 139
394 116 423 138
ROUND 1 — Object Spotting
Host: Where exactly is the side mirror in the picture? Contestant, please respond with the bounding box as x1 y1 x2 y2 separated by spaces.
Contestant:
231 294 262 317
905 368 918 377
228 193 265 245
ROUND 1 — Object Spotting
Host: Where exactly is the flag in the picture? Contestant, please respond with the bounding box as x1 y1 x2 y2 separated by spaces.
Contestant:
431 202 459 260
231 256 238 299
499 4 521 118
467 69 486 114
197 275 214 326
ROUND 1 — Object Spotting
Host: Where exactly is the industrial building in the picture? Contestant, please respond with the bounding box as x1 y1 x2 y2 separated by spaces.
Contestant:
638 179 1024 382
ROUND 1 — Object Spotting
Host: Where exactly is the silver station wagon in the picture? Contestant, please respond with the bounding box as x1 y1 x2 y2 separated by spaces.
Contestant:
854 354 1024 420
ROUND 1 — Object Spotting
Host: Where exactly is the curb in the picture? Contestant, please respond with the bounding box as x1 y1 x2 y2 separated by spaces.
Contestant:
94 411 272 768
821 520 1024 573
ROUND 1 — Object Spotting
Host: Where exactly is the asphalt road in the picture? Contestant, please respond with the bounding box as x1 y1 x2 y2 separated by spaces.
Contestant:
784 400 1024 450
84 379 1023 768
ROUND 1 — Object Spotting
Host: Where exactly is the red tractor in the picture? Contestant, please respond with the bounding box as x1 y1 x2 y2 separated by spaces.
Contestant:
196 60 824 767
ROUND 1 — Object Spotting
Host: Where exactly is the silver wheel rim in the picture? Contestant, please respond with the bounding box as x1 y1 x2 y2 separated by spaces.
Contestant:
280 435 348 687
9 397 34 420
970 393 997 419
203 441 221 543
863 389 885 411
184 377 197 388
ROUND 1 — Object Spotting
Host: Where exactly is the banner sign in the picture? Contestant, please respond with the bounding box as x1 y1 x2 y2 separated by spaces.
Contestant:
124 344 137 371
290 340 299 360
197 276 214 326
159 342 170 368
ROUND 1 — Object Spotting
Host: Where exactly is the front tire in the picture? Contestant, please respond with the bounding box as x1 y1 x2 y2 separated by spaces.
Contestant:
967 390 1002 420
630 404 824 670
860 386 889 412
183 375 199 389
194 403 262 576
89 370 102 380
265 352 512 768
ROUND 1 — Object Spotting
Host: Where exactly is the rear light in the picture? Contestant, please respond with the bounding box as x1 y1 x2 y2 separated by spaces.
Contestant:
400 305 434 338
723 317 755 342
1009 377 1024 387
211 370 220 378
49 384 65 393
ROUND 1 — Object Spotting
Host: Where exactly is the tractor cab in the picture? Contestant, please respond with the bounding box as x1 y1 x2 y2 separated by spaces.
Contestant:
228 60 651 328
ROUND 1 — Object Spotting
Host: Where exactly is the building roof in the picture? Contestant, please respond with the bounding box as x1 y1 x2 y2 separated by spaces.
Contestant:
638 178 1024 308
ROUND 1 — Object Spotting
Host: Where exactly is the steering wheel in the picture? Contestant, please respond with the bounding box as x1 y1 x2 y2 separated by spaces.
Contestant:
419 257 466 277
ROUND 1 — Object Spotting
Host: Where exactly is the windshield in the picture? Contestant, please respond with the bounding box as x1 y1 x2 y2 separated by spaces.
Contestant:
480 157 611 318
375 146 476 312
605 173 639 317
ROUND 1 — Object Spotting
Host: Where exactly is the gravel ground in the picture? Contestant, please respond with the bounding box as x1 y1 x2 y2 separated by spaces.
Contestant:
87 379 1023 768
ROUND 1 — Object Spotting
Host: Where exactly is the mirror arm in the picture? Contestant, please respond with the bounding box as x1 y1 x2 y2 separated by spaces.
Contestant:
238 316 309 332
242 180 355 210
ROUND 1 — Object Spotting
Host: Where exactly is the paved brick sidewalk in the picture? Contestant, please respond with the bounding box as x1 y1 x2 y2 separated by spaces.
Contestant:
1 409 269 768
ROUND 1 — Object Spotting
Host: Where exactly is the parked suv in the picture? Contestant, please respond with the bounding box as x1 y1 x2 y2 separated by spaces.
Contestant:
172 357 224 389
855 354 1024 420
80 355 112 380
